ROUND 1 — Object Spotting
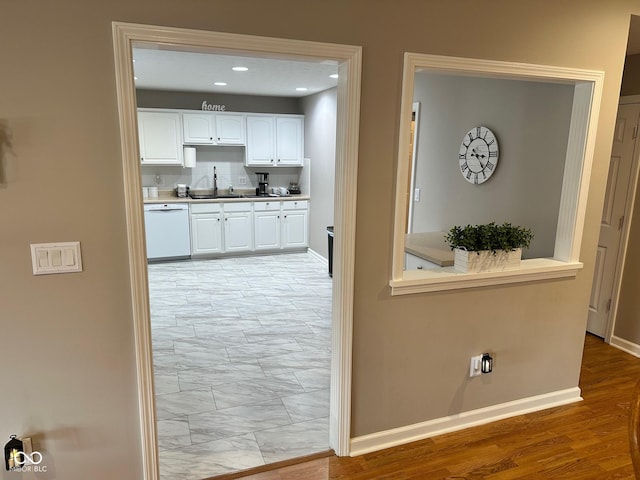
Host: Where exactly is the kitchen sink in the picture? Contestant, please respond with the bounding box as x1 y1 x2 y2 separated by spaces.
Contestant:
188 193 248 199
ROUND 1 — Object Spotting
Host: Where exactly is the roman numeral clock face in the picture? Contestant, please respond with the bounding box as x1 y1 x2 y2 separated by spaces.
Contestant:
458 126 499 185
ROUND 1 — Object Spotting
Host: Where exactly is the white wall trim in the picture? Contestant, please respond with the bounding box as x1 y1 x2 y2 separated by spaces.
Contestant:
610 335 640 357
307 247 328 265
350 387 582 457
112 22 361 479
391 52 604 295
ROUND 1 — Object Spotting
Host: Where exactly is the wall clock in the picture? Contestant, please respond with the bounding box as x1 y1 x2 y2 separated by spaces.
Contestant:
458 126 499 184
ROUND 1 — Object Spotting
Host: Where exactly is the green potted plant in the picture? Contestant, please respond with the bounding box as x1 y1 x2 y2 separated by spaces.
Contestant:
445 222 533 273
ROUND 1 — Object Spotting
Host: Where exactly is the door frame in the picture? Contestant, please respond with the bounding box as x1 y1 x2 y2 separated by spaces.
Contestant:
112 22 362 480
604 95 640 342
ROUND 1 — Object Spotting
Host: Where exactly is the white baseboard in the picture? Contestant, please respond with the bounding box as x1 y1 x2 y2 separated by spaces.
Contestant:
610 335 640 358
307 248 328 265
349 387 582 457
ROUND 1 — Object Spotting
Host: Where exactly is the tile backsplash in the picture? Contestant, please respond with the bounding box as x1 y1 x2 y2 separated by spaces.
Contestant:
141 146 305 193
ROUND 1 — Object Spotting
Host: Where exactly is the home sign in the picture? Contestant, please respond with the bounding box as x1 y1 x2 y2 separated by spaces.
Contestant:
201 101 226 111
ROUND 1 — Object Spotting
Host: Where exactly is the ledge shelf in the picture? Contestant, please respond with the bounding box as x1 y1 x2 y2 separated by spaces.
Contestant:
390 259 583 295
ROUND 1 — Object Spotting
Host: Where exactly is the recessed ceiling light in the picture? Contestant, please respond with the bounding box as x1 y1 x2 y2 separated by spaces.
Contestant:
214 82 228 86
296 87 308 92
232 66 248 72
134 76 138 80
330 74 339 79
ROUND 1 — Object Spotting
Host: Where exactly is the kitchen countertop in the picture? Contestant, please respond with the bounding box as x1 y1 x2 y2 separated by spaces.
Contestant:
405 231 454 267
144 192 310 204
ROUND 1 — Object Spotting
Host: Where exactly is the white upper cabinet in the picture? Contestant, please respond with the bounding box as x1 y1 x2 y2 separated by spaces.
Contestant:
183 113 216 145
246 116 276 166
215 113 246 145
246 114 304 167
183 112 246 145
276 116 304 166
138 110 184 165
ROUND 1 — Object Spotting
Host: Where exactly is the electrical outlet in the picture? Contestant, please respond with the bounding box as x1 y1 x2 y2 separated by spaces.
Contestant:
469 354 483 377
239 176 247 185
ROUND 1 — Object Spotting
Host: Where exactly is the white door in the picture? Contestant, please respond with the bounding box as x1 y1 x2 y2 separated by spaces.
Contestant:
255 211 281 250
587 103 640 337
224 212 253 251
183 113 215 144
282 210 308 248
215 114 246 145
246 116 275 165
138 111 183 165
191 214 223 254
276 116 303 166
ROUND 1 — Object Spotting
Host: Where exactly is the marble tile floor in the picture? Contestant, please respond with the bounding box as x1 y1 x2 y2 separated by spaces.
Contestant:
148 252 332 480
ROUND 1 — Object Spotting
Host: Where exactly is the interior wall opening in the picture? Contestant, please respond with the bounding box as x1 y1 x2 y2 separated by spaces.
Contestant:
112 23 362 480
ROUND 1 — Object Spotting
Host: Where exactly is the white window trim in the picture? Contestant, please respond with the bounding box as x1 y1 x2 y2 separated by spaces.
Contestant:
391 53 604 296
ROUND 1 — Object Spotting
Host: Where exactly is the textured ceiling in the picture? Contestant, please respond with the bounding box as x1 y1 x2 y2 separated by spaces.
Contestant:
133 47 339 97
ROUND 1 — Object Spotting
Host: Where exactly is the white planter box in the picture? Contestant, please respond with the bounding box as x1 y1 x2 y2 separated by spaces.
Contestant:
453 248 522 273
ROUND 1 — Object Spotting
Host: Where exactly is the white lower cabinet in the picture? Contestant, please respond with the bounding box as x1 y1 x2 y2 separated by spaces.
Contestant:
254 201 281 250
191 203 252 255
281 201 308 248
223 203 253 252
191 200 307 257
190 204 223 255
404 252 439 270
254 200 308 250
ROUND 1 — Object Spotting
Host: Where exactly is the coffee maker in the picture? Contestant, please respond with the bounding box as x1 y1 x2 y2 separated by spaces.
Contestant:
256 172 269 196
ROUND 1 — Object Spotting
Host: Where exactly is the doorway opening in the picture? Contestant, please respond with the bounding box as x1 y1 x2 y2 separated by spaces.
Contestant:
590 14 640 344
112 22 361 480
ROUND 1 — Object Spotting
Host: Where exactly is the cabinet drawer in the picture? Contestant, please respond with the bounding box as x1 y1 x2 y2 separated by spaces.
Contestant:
191 203 222 214
223 202 252 212
282 200 308 210
253 201 281 212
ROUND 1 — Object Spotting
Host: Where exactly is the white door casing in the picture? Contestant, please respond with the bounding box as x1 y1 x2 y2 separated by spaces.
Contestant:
589 100 640 340
112 22 362 480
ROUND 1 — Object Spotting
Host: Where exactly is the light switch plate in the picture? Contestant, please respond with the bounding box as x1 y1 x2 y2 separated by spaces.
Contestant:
31 242 83 275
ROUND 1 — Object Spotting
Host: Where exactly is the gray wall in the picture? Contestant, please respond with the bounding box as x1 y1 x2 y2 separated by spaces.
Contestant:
302 88 337 259
411 73 575 258
137 89 302 114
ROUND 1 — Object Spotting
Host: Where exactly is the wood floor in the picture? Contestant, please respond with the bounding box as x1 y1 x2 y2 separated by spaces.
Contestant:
214 334 640 480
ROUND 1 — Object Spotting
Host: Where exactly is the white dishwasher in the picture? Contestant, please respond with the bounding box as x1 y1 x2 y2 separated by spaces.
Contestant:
143 203 191 260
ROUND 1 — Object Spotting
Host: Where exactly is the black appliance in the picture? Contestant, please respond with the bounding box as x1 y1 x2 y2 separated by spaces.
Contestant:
256 172 269 196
